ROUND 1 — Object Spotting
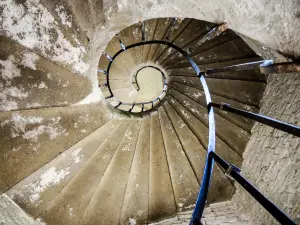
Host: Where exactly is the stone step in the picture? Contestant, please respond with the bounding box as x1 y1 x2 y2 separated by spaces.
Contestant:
169 76 265 107
158 19 215 65
158 106 199 211
6 119 119 218
119 117 150 224
0 0 89 74
146 18 173 62
149 112 176 223
0 104 110 194
152 18 191 63
40 121 129 225
168 88 250 156
170 82 257 132
79 120 141 225
0 36 91 111
163 101 235 204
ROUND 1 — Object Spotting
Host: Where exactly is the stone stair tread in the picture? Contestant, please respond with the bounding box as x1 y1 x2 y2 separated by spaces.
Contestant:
158 106 199 211
167 96 242 167
149 112 176 222
119 117 150 224
40 121 129 225
163 102 235 204
79 120 141 225
169 88 249 156
0 104 109 193
171 82 257 132
7 119 120 218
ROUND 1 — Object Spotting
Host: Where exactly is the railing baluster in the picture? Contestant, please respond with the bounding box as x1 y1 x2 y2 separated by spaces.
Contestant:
116 33 126 50
205 60 272 75
210 102 300 137
102 52 112 61
141 103 144 112
115 102 122 108
97 69 108 75
129 104 135 112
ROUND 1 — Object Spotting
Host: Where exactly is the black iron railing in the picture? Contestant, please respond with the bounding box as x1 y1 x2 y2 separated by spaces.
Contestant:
99 21 299 225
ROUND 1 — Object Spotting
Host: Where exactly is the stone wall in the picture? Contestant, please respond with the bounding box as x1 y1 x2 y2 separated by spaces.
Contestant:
92 0 300 59
232 73 300 224
0 194 45 225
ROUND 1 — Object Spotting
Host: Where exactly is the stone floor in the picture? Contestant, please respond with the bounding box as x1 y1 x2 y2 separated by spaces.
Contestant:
149 201 249 225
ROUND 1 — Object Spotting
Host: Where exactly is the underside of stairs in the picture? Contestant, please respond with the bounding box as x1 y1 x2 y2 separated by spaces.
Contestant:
0 1 299 225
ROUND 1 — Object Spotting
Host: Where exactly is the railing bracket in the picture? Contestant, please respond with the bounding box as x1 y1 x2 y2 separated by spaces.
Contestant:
220 102 230 110
225 164 241 180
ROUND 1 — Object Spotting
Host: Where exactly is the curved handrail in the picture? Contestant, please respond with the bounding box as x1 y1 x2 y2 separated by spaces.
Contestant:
101 39 216 220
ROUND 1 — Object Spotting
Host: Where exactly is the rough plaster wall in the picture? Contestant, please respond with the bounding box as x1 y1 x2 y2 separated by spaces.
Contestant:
232 73 300 224
0 194 45 225
90 0 300 58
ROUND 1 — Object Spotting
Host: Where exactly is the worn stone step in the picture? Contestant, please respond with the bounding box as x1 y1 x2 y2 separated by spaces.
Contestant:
149 112 176 223
168 38 257 69
0 104 110 194
6 119 119 218
170 82 257 132
66 0 96 38
164 29 238 67
163 102 235 204
119 117 150 225
167 96 242 167
143 19 159 63
159 19 215 65
158 106 199 211
79 120 141 225
168 88 250 156
40 0 89 48
169 76 265 107
168 57 265 82
0 36 91 111
0 0 89 74
147 18 173 62
152 18 191 63
40 121 129 225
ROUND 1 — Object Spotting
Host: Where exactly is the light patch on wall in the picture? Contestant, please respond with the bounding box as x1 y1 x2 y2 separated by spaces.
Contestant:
129 218 137 225
0 0 89 74
55 4 72 28
180 109 191 119
0 55 21 80
20 52 39 70
2 113 67 142
0 86 28 111
26 102 42 108
72 148 83 163
193 92 202 99
38 82 48 89
2 87 28 99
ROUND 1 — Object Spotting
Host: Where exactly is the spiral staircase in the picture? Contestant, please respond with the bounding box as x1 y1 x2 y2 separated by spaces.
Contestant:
0 1 299 225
